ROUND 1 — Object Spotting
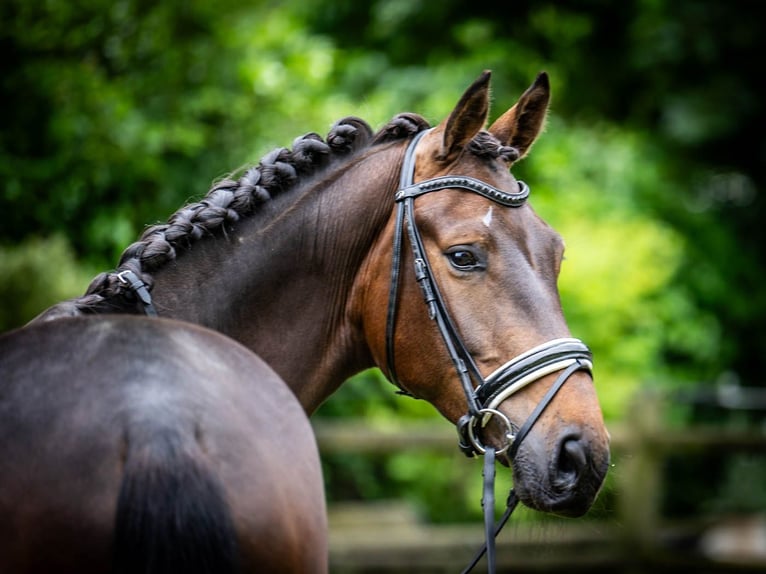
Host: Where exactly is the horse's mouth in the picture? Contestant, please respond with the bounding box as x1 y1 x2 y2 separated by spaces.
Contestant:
506 439 610 517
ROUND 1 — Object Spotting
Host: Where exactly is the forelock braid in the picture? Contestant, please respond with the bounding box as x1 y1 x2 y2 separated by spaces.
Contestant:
469 131 521 163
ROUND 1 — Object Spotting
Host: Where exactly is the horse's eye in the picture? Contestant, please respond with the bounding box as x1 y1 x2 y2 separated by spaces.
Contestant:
446 248 484 271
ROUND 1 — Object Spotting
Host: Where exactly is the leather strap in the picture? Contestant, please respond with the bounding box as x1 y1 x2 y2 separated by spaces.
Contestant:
508 360 588 459
116 270 158 317
397 175 529 206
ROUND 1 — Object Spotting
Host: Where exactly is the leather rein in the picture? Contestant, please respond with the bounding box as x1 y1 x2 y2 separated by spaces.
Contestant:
385 129 593 572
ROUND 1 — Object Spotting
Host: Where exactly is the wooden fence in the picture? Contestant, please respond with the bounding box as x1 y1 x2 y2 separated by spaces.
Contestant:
314 390 766 573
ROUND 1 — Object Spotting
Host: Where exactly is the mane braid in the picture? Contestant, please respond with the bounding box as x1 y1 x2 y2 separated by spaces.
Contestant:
33 111 429 321
69 117 375 316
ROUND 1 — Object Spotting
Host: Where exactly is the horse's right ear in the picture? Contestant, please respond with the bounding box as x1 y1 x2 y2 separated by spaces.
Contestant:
489 72 550 160
434 71 492 162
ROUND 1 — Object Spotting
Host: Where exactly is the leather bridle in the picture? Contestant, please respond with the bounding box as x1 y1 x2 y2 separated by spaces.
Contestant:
384 129 594 572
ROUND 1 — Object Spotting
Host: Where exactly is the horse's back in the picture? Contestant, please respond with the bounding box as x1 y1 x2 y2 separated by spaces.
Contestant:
0 316 327 573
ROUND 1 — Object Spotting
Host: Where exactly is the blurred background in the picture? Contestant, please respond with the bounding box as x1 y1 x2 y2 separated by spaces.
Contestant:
2 0 764 571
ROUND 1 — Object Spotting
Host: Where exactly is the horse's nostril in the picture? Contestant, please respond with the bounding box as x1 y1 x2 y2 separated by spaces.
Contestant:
555 436 588 486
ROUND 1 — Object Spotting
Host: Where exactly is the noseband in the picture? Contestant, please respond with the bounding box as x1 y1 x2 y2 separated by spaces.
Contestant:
385 129 593 572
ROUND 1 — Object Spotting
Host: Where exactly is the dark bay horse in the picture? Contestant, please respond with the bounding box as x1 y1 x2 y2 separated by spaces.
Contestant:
2 70 610 572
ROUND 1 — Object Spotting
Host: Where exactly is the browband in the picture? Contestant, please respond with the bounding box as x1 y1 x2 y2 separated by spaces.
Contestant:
396 176 529 207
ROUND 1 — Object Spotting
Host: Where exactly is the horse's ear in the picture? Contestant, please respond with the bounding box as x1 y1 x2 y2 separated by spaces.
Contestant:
436 70 492 162
488 72 550 159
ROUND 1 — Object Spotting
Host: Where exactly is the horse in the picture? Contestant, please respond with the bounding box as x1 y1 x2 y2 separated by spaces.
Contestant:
2 70 611 572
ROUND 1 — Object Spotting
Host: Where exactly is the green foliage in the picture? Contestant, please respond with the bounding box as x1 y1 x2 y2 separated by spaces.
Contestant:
1 0 269 262
0 236 95 329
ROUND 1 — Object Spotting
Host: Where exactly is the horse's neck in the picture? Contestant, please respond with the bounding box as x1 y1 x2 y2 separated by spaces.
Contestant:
152 149 400 412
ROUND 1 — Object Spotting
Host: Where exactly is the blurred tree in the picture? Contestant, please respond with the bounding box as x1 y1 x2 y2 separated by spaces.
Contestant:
0 0 262 262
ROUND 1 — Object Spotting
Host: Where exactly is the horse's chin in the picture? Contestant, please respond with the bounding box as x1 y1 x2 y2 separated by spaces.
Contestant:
516 489 595 518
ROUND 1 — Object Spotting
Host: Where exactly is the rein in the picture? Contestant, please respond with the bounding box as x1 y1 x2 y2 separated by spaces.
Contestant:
385 129 593 572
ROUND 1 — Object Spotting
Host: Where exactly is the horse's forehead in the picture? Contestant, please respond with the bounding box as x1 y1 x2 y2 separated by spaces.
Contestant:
422 190 525 227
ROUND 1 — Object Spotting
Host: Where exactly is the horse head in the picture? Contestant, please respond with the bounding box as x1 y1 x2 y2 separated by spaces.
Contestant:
358 71 610 517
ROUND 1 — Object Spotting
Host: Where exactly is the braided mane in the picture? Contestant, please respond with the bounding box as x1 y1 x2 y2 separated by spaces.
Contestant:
111 118 373 279
32 113 432 319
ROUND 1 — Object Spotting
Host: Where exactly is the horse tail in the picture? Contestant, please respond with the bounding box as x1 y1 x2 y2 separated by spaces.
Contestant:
112 429 239 574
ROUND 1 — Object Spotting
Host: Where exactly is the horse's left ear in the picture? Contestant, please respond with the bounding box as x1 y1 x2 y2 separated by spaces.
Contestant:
436 70 492 162
489 72 550 159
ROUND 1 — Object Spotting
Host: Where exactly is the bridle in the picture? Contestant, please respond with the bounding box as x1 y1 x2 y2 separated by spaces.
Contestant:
385 129 593 572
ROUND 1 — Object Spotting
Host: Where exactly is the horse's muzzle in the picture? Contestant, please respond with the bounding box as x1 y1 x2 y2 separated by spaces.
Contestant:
511 427 610 517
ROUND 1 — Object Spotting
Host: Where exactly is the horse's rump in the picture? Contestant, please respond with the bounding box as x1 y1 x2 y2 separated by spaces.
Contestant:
0 316 327 573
